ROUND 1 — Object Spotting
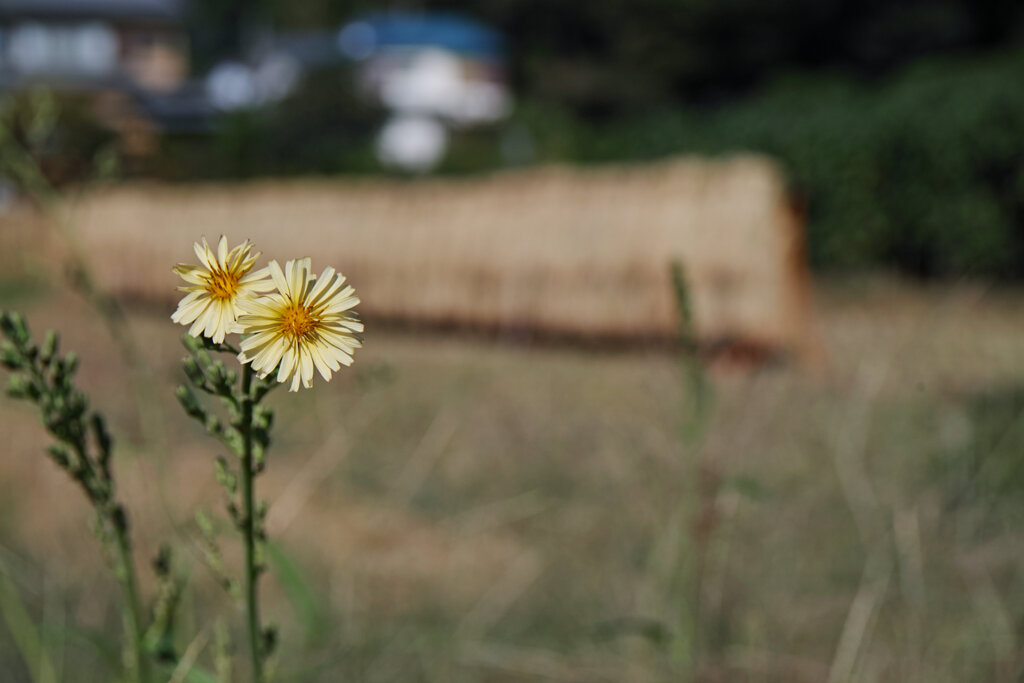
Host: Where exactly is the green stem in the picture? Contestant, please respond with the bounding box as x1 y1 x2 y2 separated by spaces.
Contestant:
240 365 263 683
112 512 147 683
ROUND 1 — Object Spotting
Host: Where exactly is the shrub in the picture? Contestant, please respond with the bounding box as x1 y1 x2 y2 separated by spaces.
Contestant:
553 46 1024 279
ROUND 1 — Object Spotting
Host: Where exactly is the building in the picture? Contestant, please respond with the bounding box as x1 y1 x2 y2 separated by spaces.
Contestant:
0 0 210 154
341 13 510 126
339 12 512 171
0 0 188 93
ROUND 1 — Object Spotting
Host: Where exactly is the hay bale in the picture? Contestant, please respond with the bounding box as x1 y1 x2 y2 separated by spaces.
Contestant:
56 155 815 358
0 204 49 275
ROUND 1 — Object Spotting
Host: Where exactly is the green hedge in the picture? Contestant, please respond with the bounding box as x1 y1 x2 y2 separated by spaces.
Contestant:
163 45 1024 279
544 47 1024 278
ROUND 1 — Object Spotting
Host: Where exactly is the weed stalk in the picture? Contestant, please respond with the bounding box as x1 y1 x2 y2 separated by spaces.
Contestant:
177 336 278 680
0 311 149 682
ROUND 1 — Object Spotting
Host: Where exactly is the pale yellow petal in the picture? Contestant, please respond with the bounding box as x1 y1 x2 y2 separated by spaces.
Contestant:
267 260 289 298
306 267 336 304
287 258 308 301
251 337 287 377
192 239 210 270
277 347 297 384
299 347 314 386
217 235 228 267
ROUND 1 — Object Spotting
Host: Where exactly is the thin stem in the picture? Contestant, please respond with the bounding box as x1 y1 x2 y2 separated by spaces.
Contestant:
112 516 147 683
240 364 263 683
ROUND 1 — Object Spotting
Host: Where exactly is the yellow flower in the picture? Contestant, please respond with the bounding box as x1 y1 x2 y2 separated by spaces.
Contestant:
236 258 362 392
171 236 273 344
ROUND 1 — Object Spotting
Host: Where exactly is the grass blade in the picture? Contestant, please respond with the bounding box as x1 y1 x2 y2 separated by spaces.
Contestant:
0 556 58 683
266 542 328 646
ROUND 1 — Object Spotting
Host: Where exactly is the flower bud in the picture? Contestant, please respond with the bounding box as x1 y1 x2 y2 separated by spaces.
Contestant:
40 331 59 365
181 334 204 353
183 357 206 387
0 311 30 343
214 457 237 494
6 374 36 399
205 413 221 435
91 413 113 460
46 444 70 468
175 385 205 420
0 341 21 369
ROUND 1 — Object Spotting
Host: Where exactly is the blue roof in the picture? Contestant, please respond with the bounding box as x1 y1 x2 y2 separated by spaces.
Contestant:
339 12 504 60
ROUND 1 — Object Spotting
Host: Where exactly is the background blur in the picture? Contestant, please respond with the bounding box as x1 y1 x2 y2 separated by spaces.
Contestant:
1 1 1024 681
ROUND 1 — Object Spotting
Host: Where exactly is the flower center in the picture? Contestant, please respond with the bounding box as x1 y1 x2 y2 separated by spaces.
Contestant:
206 269 239 301
281 304 316 340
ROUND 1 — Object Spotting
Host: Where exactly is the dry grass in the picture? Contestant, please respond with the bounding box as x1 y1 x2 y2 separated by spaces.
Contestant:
0 160 1019 682
1 269 1023 682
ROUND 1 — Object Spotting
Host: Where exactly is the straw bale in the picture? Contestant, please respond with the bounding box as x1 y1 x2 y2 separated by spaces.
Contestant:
0 204 48 274
20 156 816 358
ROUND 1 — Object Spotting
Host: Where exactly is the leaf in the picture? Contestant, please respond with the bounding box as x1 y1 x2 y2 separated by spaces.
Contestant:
0 556 58 683
593 616 672 646
725 474 769 501
38 623 120 674
265 542 328 646
157 662 221 683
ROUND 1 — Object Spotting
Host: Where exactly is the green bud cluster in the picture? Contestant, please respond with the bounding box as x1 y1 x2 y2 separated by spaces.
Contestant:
1 311 121 526
0 309 172 682
176 335 276 472
177 332 279 668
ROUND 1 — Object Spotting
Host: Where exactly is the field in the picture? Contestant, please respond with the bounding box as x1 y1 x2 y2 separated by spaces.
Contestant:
1 269 1023 683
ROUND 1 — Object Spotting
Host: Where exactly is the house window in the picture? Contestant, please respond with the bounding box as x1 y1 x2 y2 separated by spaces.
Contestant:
8 22 118 76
